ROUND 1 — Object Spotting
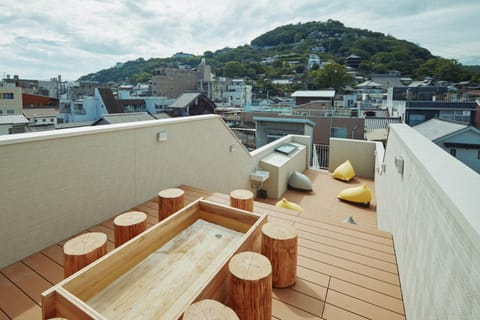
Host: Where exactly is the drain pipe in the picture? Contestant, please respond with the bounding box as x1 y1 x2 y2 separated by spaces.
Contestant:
351 125 358 139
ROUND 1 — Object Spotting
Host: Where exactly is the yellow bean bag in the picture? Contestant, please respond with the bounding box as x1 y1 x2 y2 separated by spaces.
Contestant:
337 184 371 206
332 160 355 181
275 198 304 213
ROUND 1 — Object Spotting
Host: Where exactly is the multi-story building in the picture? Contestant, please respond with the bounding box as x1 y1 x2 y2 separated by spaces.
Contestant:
222 79 252 107
386 86 478 125
151 67 200 98
0 85 23 115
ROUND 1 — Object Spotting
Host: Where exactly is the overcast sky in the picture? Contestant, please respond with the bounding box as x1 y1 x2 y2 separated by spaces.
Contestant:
1 0 478 81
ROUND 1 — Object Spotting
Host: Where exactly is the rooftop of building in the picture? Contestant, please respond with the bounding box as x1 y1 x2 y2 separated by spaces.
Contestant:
0 115 479 319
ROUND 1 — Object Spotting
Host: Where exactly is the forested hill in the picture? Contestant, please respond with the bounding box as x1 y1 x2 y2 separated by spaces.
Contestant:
79 20 478 84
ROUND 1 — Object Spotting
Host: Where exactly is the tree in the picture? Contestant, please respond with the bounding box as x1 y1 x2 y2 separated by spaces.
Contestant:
131 72 151 84
223 61 246 78
310 63 352 92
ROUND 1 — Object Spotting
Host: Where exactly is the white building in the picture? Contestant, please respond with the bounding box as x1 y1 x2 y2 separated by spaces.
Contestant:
222 79 252 107
307 54 321 69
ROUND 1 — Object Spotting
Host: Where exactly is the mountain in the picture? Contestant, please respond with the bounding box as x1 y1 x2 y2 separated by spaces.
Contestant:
78 20 477 85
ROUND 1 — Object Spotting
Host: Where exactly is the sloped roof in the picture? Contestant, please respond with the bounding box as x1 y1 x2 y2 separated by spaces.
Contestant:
168 93 203 109
291 90 335 98
356 80 383 88
413 118 468 141
93 112 156 125
23 108 57 118
97 88 122 113
0 114 29 124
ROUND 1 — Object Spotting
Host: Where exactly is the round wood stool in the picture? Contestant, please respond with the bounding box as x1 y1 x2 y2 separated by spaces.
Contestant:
228 251 272 320
229 189 254 212
184 299 239 320
114 211 147 247
63 232 107 278
261 222 298 288
158 188 185 221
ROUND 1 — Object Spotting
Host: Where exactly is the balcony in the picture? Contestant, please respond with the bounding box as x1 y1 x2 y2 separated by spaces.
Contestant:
0 115 479 319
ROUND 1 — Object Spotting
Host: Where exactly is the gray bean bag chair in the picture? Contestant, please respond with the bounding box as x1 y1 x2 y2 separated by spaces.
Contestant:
288 171 313 191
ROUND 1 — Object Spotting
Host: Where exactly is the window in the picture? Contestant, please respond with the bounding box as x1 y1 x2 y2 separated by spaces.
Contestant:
330 127 348 138
2 92 14 99
450 148 456 157
409 114 426 126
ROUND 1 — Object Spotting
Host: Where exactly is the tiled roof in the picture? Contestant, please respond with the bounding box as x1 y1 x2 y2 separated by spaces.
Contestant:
168 92 202 109
414 118 469 141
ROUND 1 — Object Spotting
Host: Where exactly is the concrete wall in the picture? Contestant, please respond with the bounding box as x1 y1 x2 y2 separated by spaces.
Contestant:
259 142 308 199
376 124 480 320
0 115 310 267
328 138 378 178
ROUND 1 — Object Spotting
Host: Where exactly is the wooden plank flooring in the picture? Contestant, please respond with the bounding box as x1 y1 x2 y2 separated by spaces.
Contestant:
0 179 405 320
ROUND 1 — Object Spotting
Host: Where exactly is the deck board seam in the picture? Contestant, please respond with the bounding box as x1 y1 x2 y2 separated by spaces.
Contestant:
321 276 331 318
296 262 402 300
297 252 400 286
327 287 405 316
297 229 396 256
298 236 397 265
272 296 323 319
297 244 399 275
0 269 42 309
294 224 394 248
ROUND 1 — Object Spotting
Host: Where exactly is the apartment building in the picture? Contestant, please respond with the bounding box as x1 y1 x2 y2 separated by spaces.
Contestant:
0 85 23 115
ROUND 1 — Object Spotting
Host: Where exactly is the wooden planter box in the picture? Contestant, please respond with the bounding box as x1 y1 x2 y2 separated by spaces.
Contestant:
42 199 267 320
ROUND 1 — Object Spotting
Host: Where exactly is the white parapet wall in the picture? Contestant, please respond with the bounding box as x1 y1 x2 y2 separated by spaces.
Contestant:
0 114 310 268
376 124 480 319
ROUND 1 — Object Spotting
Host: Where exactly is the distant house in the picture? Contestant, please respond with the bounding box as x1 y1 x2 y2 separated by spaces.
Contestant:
164 92 216 117
92 112 157 126
346 54 361 69
254 116 315 148
0 114 29 135
291 90 335 106
414 118 480 173
22 94 58 108
23 108 58 127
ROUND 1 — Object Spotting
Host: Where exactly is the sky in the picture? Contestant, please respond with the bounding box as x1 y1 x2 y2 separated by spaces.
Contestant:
1 0 479 81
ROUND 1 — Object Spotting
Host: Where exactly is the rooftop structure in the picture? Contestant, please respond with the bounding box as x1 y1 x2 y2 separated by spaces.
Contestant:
0 115 479 319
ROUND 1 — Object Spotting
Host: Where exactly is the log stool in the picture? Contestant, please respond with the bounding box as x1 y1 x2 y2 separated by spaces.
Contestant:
113 211 147 247
261 222 298 288
228 251 272 320
183 299 239 320
63 232 107 278
158 188 185 221
229 189 254 212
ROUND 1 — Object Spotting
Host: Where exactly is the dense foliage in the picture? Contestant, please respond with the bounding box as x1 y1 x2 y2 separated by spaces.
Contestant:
79 20 479 92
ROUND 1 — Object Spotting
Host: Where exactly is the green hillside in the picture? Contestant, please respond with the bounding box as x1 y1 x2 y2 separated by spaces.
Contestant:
78 20 478 87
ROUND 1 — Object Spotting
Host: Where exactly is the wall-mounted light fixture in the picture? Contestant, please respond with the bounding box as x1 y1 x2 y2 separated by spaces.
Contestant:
157 131 167 142
395 156 404 176
229 145 236 152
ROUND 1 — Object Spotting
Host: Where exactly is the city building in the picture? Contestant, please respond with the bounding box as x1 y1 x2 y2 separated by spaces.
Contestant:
386 86 478 125
23 108 58 128
291 90 335 106
0 85 23 115
414 118 480 173
151 67 201 98
222 79 252 107
307 53 321 69
164 92 216 117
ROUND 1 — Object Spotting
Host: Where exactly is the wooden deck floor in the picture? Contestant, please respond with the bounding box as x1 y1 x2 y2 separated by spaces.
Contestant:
0 176 405 319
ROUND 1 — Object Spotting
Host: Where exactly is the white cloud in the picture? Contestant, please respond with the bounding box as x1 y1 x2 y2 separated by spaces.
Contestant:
0 0 478 80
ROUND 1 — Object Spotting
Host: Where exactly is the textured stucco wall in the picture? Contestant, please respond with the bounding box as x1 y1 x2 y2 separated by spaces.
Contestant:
328 138 377 178
376 124 480 320
0 115 309 268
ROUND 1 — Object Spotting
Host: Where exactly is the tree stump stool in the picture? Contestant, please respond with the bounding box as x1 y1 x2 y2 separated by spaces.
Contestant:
183 299 239 320
158 188 185 221
261 222 298 288
63 232 107 278
229 189 254 212
113 211 147 248
228 251 272 320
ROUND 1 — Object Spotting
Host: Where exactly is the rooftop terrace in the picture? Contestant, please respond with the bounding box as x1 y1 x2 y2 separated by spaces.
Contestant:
1 115 479 319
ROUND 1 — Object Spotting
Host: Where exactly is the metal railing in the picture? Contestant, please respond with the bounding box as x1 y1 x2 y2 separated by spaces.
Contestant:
312 144 329 169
